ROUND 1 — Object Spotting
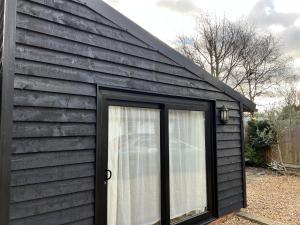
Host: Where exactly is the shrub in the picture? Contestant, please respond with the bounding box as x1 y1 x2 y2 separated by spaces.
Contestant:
245 144 266 166
245 119 276 166
247 120 276 150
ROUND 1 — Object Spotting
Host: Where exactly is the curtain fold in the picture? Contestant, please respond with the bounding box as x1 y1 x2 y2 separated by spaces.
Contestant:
169 110 207 222
107 106 161 225
107 106 207 225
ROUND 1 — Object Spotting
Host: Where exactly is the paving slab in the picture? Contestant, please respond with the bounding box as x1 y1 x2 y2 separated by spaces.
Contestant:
237 211 288 225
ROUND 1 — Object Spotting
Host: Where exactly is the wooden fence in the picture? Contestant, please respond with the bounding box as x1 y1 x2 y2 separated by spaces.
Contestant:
279 124 300 166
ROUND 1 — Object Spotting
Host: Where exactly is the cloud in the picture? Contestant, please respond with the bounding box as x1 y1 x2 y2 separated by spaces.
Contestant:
248 0 300 27
157 0 198 14
280 26 300 57
106 0 120 4
247 0 300 64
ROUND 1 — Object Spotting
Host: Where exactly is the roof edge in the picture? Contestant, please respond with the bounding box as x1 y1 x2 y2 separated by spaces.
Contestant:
75 0 256 112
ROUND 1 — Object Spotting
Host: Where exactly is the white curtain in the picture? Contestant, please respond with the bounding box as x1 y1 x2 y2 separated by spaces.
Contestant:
107 106 161 225
169 110 207 222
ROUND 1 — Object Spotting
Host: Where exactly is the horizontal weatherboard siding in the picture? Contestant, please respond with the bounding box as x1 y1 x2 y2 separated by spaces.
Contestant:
10 177 94 203
16 29 198 80
15 46 232 101
13 107 96 123
10 163 95 186
8 0 247 223
17 0 149 48
15 58 218 93
10 191 94 220
26 0 122 29
12 136 95 154
16 12 174 65
11 150 95 170
12 122 96 138
10 204 94 225
14 89 97 109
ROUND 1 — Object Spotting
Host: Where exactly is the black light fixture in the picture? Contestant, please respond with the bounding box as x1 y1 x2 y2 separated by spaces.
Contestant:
220 105 229 124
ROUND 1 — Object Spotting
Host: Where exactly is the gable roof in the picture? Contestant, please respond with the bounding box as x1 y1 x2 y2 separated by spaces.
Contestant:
77 0 256 112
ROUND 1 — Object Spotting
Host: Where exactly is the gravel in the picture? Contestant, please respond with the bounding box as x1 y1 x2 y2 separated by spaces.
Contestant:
218 214 260 225
218 167 300 225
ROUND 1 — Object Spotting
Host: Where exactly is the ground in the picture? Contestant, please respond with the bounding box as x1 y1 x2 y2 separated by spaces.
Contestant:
219 167 300 225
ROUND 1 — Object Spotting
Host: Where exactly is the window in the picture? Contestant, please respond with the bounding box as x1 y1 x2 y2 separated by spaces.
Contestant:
107 106 161 225
169 110 207 224
96 89 216 225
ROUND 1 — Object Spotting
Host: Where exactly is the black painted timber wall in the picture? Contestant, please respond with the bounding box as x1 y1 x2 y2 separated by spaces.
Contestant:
8 0 245 224
0 0 3 118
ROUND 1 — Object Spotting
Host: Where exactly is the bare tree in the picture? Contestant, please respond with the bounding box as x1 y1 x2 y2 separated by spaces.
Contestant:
279 77 299 107
176 15 250 82
175 14 293 103
265 107 287 173
277 76 300 122
235 34 292 102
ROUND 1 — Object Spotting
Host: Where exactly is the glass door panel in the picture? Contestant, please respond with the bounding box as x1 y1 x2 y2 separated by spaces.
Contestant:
169 110 207 224
107 106 161 225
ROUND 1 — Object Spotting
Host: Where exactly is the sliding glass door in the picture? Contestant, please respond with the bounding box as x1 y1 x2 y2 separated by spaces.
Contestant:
97 89 216 225
107 106 161 225
169 110 207 224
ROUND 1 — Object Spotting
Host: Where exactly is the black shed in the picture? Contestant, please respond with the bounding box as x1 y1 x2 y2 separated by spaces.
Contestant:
0 0 256 225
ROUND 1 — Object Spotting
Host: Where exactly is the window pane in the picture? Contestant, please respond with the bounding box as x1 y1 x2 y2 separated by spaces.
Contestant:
169 110 207 224
107 106 161 225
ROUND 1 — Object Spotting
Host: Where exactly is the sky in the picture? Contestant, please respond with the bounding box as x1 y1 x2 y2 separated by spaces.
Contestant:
103 0 300 109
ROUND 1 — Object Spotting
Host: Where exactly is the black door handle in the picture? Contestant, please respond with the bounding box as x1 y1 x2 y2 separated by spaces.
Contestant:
105 169 112 181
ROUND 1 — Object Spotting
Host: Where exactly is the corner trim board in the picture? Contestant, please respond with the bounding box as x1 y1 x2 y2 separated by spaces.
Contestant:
239 103 247 208
0 0 16 224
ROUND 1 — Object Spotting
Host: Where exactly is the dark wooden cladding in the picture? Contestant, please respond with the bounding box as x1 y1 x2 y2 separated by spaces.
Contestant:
16 13 175 65
216 117 240 125
10 191 94 220
218 171 243 183
15 47 232 101
6 0 249 223
217 148 241 158
216 108 241 118
12 136 95 154
218 179 243 191
217 163 242 174
11 150 95 170
10 204 94 225
217 156 242 166
64 218 94 225
13 107 96 123
216 101 239 110
217 140 241 149
217 125 241 133
10 177 94 203
15 59 218 93
26 0 122 29
16 0 150 49
218 193 243 209
218 187 243 201
14 74 97 97
14 89 97 109
216 133 240 141
16 29 197 80
218 201 243 216
13 122 96 138
10 163 95 186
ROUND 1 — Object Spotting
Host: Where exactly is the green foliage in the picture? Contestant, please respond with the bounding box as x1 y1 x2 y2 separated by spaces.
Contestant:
279 105 300 123
245 119 276 166
245 144 266 166
247 120 276 150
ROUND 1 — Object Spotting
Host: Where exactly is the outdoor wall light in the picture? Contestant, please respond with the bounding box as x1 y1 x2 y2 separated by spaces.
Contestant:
220 105 229 124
